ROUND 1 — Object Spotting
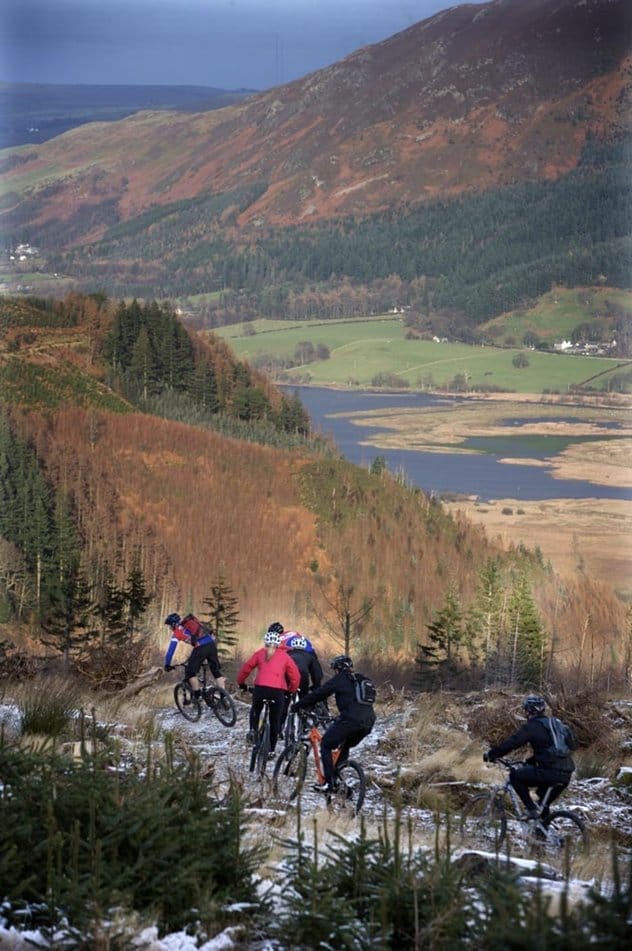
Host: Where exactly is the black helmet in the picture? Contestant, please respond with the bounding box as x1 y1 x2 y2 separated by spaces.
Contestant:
267 621 284 636
330 654 353 671
522 695 546 715
165 612 181 627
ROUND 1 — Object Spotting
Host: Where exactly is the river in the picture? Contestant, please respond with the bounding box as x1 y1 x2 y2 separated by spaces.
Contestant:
291 386 631 502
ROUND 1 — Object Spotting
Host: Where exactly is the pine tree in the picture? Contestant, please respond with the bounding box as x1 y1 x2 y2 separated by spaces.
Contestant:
94 568 127 646
467 557 507 685
40 565 97 673
506 571 547 688
123 557 153 637
202 568 240 658
415 583 465 690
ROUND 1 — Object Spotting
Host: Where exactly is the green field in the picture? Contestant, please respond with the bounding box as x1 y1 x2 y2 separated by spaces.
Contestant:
482 286 632 346
211 315 629 394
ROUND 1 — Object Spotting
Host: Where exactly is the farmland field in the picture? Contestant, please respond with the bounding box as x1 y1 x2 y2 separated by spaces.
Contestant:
211 316 629 394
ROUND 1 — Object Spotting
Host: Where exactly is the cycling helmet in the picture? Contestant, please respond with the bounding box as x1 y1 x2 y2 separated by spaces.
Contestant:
522 695 546 715
289 635 307 650
267 621 284 636
264 629 282 646
164 612 181 627
330 654 353 671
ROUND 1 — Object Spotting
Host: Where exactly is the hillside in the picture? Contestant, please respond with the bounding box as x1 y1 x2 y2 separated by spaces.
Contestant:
0 293 629 684
2 0 629 231
0 82 257 149
1 0 630 318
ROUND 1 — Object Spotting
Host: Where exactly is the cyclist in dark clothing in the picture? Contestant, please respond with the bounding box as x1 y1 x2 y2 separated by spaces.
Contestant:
293 654 375 794
484 695 577 818
285 634 323 697
279 633 325 739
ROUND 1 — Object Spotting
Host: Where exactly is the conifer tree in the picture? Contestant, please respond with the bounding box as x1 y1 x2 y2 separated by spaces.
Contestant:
94 567 127 645
506 571 547 688
40 565 97 673
202 568 240 657
123 557 153 637
467 557 507 684
415 582 466 689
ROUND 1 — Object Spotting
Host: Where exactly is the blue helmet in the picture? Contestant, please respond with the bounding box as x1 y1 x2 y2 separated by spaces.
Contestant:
288 635 307 650
165 612 181 627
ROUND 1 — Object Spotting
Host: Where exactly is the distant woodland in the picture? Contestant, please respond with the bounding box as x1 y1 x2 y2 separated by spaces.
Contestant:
25 133 630 336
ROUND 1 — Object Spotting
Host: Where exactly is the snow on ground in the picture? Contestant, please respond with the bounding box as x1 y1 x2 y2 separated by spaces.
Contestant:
1 694 631 949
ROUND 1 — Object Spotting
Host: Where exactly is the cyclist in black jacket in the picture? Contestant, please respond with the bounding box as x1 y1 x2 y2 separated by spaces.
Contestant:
286 635 324 698
292 654 375 794
484 695 577 818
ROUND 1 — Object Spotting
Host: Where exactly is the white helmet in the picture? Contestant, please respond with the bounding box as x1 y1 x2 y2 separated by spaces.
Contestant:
264 630 281 646
289 635 307 650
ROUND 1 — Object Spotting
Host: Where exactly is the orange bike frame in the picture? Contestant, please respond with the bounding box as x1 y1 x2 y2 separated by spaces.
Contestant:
308 724 341 784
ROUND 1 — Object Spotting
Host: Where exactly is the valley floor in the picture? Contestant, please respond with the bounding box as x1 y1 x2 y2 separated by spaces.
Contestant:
443 496 632 598
339 390 632 598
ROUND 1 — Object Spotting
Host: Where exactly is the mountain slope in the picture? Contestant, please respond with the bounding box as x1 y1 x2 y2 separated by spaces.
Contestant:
1 294 627 660
1 0 629 245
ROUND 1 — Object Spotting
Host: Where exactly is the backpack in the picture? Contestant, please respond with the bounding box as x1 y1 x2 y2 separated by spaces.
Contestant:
181 613 210 646
353 673 377 706
544 716 576 757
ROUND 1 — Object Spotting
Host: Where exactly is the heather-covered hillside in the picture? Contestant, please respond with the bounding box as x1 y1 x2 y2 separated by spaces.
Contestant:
1 0 630 321
0 294 628 690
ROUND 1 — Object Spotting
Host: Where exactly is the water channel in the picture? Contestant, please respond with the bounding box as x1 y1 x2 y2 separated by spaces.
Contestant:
291 386 631 502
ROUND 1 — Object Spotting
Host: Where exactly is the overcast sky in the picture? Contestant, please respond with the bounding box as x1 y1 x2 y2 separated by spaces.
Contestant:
2 0 474 90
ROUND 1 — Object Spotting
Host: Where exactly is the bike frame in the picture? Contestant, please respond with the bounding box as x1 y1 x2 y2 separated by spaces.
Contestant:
492 759 558 817
306 720 341 784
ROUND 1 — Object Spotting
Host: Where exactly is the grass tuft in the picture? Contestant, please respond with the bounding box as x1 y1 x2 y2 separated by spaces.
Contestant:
18 679 79 738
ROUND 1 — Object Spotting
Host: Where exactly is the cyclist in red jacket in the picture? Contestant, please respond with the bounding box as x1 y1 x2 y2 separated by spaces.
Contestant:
237 622 300 753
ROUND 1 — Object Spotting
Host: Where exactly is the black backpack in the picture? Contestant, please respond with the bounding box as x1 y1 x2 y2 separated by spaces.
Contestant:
353 673 377 706
544 716 576 757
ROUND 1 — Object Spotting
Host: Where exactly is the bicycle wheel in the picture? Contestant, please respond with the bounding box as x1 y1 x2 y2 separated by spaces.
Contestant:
283 710 297 748
255 722 271 778
460 793 507 850
329 760 366 817
249 705 271 776
541 810 589 860
272 742 308 802
208 688 237 727
174 683 202 722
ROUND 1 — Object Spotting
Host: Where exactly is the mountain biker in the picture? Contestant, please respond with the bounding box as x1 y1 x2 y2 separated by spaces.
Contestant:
483 694 577 819
237 624 301 754
284 634 323 698
163 612 225 698
292 654 376 794
279 626 317 654
279 632 325 737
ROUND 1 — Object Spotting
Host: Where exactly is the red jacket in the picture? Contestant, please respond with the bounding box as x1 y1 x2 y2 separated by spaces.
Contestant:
237 647 301 692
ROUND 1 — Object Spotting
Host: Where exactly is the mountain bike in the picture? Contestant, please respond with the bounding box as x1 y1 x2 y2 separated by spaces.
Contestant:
272 710 366 816
245 688 277 778
460 757 588 860
173 662 237 727
281 692 300 749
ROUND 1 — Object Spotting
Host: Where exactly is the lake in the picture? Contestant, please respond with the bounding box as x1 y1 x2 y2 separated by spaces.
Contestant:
291 386 631 502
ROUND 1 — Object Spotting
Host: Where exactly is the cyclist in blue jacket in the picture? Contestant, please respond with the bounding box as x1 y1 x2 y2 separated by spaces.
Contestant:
164 612 225 698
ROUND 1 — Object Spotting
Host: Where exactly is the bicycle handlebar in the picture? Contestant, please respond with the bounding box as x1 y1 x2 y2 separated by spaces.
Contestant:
489 756 526 768
299 710 334 729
